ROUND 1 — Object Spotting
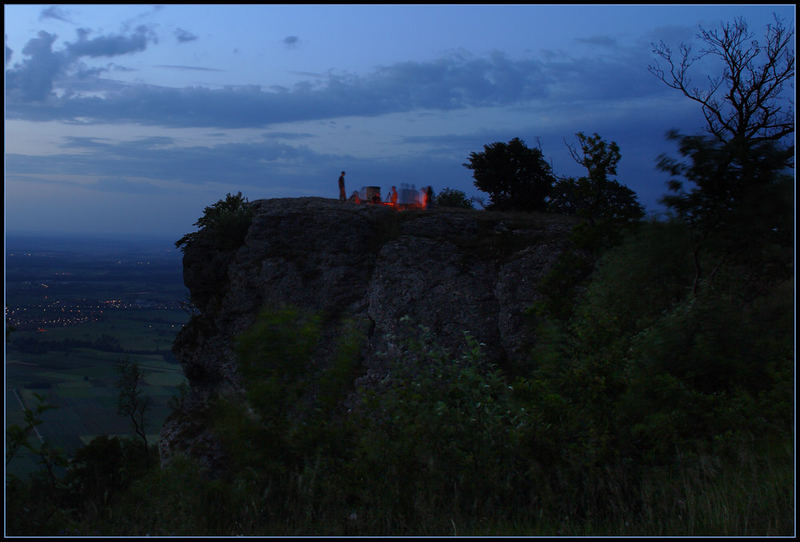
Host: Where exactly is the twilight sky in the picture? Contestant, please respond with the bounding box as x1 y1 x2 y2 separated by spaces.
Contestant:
4 4 795 237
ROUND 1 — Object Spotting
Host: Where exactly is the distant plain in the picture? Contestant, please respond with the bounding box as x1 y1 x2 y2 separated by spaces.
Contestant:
6 233 190 477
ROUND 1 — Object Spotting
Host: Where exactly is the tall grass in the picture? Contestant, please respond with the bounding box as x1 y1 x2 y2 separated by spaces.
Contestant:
11 437 791 537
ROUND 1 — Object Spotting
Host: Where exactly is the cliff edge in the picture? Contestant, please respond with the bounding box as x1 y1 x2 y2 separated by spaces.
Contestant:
160 197 578 470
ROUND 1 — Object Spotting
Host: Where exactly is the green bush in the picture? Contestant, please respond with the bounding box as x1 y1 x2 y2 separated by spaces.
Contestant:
175 192 253 253
348 317 523 531
516 212 794 527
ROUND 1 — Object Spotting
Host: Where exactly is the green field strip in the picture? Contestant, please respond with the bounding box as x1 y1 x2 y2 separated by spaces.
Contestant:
145 385 186 397
34 370 87 382
144 372 187 387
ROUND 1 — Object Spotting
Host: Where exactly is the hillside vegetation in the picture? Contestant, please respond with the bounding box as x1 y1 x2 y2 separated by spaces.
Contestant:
6 197 792 535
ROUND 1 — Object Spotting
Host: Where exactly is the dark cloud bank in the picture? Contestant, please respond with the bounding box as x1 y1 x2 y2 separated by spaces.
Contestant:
6 23 709 215
5 24 677 129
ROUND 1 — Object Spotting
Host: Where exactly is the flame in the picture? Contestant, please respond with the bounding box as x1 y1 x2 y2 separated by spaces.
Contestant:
353 184 430 211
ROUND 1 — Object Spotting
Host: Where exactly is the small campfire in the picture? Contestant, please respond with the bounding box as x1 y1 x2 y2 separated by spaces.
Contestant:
350 184 432 210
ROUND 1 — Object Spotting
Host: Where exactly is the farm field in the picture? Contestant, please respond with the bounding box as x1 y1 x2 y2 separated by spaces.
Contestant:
7 326 189 478
6 234 190 479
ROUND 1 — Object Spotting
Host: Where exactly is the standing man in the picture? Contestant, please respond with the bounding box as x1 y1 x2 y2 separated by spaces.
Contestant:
338 171 346 201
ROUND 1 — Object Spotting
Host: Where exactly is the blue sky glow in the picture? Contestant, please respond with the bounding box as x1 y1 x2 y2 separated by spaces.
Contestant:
4 4 795 237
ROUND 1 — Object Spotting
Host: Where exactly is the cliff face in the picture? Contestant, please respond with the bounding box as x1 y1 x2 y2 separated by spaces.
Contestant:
160 197 577 469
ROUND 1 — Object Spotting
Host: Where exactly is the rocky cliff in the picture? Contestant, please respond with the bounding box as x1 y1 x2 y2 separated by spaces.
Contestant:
160 197 578 470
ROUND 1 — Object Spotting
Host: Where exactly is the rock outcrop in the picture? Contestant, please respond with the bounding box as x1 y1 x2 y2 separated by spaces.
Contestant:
160 197 577 470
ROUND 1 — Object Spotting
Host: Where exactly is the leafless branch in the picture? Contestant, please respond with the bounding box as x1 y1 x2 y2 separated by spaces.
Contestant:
649 14 794 145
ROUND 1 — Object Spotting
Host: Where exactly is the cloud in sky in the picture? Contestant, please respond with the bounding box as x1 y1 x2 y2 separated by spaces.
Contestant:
6 43 667 129
175 28 198 43
154 64 225 72
283 35 300 49
68 26 153 58
5 25 157 101
40 5 74 24
6 135 325 188
89 178 166 194
575 36 617 47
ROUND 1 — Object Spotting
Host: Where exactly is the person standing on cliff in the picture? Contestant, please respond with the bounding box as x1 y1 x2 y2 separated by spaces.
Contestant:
338 171 346 201
421 185 434 209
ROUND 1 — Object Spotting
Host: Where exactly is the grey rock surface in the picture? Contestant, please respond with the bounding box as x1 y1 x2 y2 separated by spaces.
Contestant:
160 197 577 469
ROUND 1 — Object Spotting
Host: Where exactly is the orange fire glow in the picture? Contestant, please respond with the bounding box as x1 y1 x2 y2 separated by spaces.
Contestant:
354 184 431 211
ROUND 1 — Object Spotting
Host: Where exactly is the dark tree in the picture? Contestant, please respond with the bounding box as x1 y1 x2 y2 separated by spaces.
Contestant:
649 14 794 147
116 357 152 454
549 132 644 226
65 436 126 510
463 137 555 212
657 133 793 294
650 15 795 295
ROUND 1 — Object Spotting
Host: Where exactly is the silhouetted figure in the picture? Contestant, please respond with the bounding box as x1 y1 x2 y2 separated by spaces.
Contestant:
385 186 398 205
338 171 346 201
350 190 361 204
422 186 434 208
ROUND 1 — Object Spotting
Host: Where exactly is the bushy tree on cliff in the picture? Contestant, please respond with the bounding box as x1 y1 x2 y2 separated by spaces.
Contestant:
463 137 555 212
175 192 253 253
650 14 794 293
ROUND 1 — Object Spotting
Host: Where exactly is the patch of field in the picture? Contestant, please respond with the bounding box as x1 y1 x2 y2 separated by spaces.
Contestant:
7 343 188 480
145 371 186 388
77 310 188 351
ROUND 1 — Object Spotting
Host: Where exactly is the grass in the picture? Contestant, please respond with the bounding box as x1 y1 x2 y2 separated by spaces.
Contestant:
464 445 794 537
6 308 189 480
148 444 791 537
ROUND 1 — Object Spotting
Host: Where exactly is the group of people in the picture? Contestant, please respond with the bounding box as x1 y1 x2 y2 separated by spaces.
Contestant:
338 171 434 208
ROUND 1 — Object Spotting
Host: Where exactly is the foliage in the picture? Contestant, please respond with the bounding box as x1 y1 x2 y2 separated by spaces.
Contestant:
548 132 644 257
6 391 69 503
658 133 793 242
528 133 646 327
6 392 57 466
651 15 794 297
235 306 321 422
230 305 361 464
62 436 157 522
549 132 643 225
350 317 522 527
527 217 792 467
175 192 254 253
116 357 152 453
464 137 555 212
657 133 793 297
434 187 474 209
549 176 642 223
